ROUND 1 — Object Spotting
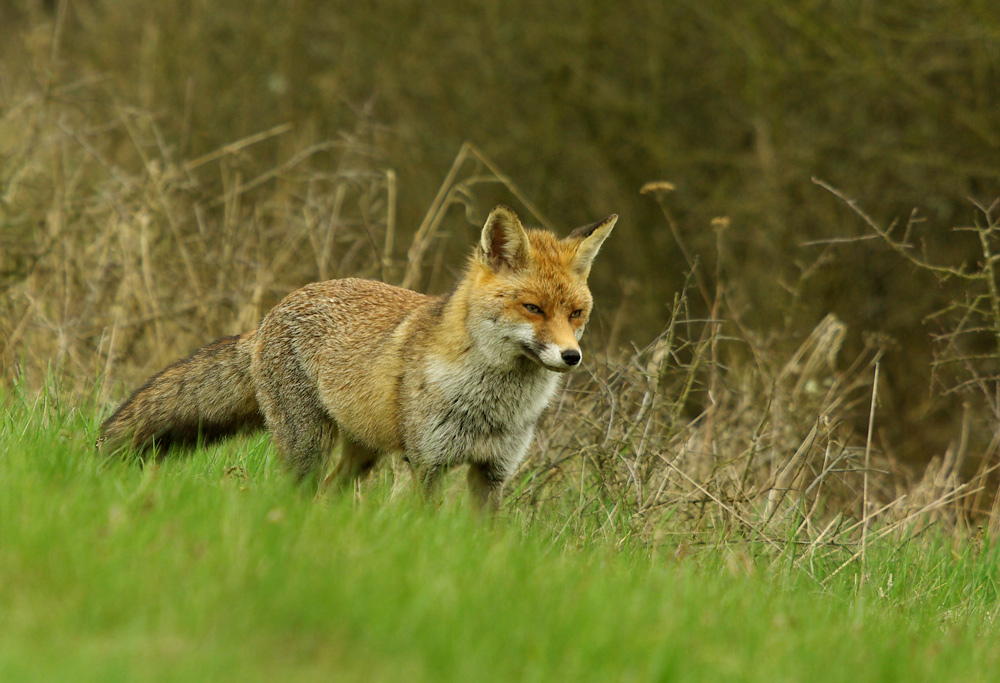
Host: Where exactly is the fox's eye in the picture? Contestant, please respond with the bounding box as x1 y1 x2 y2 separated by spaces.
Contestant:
523 303 544 315
570 309 584 319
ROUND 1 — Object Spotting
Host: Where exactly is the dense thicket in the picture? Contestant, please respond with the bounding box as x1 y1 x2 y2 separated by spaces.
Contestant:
2 1 998 462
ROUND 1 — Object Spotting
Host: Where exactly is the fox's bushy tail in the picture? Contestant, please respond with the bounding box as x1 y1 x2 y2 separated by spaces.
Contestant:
97 330 264 454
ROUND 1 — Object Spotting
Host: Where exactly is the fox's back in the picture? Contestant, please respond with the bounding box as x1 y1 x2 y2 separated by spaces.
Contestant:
270 278 432 358
253 278 436 451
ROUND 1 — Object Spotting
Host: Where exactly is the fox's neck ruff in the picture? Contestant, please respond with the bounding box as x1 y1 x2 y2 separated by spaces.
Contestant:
422 284 562 425
416 344 561 469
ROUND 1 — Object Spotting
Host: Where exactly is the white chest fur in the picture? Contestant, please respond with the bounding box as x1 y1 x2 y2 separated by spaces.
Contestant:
411 353 561 468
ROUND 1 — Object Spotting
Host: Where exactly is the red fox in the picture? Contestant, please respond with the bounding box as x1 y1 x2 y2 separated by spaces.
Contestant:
98 206 617 509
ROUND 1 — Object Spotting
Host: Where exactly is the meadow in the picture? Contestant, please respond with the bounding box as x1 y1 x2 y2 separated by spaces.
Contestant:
2 389 1000 682
2 3 1000 679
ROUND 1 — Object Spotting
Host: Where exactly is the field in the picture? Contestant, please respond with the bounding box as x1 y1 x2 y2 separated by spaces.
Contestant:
2 390 1000 682
3 3 1000 680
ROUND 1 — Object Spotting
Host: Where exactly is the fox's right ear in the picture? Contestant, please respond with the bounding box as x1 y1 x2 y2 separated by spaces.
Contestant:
480 205 530 272
568 214 618 278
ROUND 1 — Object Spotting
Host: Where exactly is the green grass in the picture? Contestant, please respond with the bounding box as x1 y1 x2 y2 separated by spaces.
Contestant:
2 391 1000 682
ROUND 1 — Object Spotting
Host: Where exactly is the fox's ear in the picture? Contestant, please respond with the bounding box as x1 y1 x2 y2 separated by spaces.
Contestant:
568 214 618 278
480 205 530 272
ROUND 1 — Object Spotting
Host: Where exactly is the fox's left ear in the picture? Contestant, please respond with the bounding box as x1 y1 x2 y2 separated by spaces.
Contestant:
480 205 531 272
568 214 618 278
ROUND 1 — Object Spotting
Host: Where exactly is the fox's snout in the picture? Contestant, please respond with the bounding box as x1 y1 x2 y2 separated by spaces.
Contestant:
529 341 583 372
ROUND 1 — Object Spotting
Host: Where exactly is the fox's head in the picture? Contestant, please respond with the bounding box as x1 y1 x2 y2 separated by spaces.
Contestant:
467 205 617 373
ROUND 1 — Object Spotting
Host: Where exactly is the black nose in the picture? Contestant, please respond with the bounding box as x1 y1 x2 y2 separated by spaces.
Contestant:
561 350 581 366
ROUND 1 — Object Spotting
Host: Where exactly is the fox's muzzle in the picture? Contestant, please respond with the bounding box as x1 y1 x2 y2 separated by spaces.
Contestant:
522 342 582 372
561 350 581 366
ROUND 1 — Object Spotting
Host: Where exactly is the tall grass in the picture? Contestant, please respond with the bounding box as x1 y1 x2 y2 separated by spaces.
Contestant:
0 73 391 398
2 65 998 562
3 0 1000 594
5 1 1000 457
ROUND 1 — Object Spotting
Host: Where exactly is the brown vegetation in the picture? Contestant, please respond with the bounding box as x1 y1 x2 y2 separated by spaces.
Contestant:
2 2 999 546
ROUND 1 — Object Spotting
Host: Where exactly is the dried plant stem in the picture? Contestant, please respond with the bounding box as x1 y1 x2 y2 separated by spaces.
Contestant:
860 356 881 585
183 123 294 172
382 169 397 283
401 142 550 290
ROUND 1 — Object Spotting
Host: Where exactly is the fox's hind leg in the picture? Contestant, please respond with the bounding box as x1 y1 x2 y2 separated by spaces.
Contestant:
269 409 338 488
253 342 337 486
263 401 338 486
323 438 379 492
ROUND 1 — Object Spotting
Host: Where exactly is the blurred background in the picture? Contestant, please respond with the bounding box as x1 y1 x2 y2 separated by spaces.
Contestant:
2 0 998 467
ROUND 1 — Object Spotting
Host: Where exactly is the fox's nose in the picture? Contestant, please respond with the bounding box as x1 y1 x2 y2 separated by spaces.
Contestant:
561 350 582 366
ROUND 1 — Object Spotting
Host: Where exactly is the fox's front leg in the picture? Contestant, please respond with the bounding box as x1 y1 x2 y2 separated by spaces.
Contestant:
403 455 445 503
322 438 380 493
466 462 507 513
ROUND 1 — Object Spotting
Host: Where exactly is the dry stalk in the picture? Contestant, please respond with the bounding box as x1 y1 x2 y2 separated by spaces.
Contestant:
860 356 882 584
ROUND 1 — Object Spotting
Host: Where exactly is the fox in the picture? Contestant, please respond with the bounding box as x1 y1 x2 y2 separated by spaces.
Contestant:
97 205 617 510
